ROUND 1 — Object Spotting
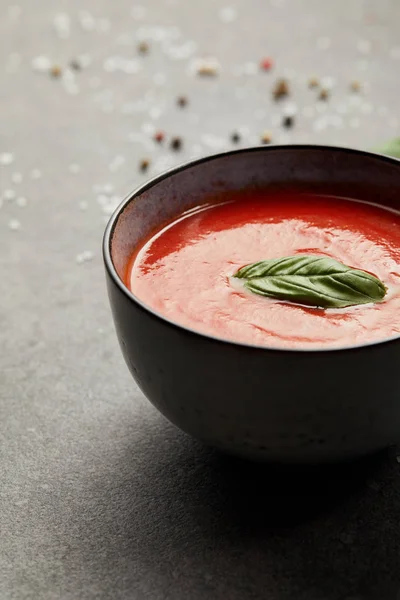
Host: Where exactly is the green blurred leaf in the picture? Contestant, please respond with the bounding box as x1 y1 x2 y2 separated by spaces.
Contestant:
372 138 400 159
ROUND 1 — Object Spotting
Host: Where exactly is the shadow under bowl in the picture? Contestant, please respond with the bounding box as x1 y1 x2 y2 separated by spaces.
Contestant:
103 145 400 463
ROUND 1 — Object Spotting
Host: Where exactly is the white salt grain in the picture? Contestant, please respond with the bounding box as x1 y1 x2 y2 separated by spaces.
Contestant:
31 168 42 179
0 152 14 166
79 201 88 211
219 7 237 23
109 155 125 172
79 10 95 31
3 189 16 201
76 250 94 264
69 163 81 174
53 13 71 39
16 196 27 207
32 55 52 72
8 218 21 230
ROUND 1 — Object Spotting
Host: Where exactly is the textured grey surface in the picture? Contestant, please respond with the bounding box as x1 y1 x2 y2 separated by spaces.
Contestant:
1 0 400 598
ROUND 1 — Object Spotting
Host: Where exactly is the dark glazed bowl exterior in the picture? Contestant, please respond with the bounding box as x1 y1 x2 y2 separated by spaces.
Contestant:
103 145 400 463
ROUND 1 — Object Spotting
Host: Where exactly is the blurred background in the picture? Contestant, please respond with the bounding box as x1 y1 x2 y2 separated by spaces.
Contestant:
1 2 400 599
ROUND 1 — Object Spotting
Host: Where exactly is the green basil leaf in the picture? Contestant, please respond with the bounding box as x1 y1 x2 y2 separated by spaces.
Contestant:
234 255 387 308
372 138 400 159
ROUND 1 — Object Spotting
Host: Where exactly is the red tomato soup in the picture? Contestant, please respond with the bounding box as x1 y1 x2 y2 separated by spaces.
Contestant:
127 190 400 349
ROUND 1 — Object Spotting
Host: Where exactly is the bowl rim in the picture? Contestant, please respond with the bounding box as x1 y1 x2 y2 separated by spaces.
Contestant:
103 143 400 354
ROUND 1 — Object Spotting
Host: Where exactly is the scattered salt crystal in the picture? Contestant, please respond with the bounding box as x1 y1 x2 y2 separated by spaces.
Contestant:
69 163 81 174
320 76 336 89
313 117 327 132
283 103 298 116
8 218 21 230
76 250 94 264
122 59 141 74
141 122 156 135
109 155 125 172
64 83 79 95
103 58 117 72
79 200 88 211
11 172 22 183
3 189 16 200
96 194 109 206
317 37 331 51
219 7 237 22
16 196 27 207
0 152 14 166
53 13 71 39
32 55 52 72
31 168 42 179
101 195 121 215
164 41 197 60
377 106 388 116
149 106 162 120
79 10 95 31
200 134 226 150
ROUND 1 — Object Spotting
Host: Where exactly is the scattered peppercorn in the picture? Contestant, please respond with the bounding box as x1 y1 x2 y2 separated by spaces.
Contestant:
318 88 330 101
308 76 319 88
69 59 81 71
283 115 294 128
177 95 188 108
260 131 272 144
231 132 241 144
260 57 273 71
272 79 289 100
50 65 62 78
154 131 165 143
139 158 150 172
350 80 361 92
138 41 149 54
197 63 218 77
170 136 182 151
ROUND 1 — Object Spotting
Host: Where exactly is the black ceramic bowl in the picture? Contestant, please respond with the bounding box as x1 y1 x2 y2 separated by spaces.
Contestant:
103 145 400 463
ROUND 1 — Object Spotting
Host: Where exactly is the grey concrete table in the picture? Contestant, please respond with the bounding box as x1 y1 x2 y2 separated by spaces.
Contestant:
1 0 400 598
